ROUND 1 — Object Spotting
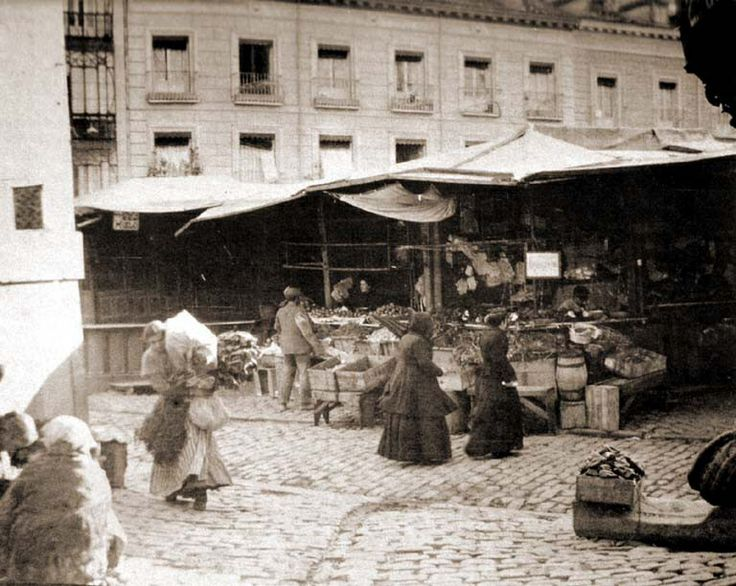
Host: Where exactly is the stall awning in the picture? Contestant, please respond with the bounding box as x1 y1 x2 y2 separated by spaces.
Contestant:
329 183 456 223
311 127 736 191
74 176 311 215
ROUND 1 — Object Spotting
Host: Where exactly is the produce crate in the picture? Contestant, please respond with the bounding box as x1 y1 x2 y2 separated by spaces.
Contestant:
306 356 341 393
576 475 640 508
511 357 557 388
432 347 457 372
331 336 356 354
353 340 381 356
335 355 396 393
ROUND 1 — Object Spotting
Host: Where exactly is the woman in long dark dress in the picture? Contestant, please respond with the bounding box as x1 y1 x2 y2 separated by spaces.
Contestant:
378 312 457 464
465 312 524 459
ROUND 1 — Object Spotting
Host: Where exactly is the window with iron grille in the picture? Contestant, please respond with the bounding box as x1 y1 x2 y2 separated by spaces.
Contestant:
594 76 619 125
151 132 194 176
527 62 558 119
239 40 273 93
319 137 353 179
152 36 192 94
657 80 679 126
13 185 44 230
395 52 425 94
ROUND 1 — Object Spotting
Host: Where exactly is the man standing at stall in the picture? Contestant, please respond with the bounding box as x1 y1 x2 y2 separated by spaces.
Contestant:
275 286 325 411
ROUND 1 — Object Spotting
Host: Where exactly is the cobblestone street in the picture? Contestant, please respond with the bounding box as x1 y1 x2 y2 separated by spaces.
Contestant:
92 388 736 585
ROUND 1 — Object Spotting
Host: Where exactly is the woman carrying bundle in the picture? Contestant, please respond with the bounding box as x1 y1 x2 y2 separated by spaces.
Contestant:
139 317 232 511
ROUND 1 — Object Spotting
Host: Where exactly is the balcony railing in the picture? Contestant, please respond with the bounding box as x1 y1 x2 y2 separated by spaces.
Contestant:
64 10 112 40
233 73 283 106
147 69 198 104
525 93 562 121
460 87 499 116
71 113 116 141
312 78 359 109
390 86 434 113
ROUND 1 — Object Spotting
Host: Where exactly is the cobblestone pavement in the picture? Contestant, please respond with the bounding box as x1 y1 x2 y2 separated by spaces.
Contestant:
91 388 736 585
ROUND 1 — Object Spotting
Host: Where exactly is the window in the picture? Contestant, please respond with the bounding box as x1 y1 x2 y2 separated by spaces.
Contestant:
150 35 194 99
657 80 679 126
319 137 352 180
238 40 275 97
395 140 426 163
13 185 43 230
526 62 558 119
594 76 619 126
461 58 496 115
314 45 357 108
151 132 195 176
392 51 432 112
239 134 277 183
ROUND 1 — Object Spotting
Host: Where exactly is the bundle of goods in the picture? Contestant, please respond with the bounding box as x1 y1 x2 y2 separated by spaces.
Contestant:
374 303 411 318
688 431 736 507
603 347 666 378
371 314 408 339
452 330 482 369
580 446 645 481
507 331 559 362
216 331 261 388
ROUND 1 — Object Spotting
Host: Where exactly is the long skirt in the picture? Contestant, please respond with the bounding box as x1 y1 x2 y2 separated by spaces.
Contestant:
465 384 524 458
150 418 232 497
378 413 451 464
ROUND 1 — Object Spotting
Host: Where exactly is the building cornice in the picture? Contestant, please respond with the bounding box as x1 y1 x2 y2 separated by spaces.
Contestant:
279 0 678 39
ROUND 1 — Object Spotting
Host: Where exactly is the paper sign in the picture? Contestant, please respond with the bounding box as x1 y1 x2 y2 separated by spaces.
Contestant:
525 251 561 279
112 212 140 231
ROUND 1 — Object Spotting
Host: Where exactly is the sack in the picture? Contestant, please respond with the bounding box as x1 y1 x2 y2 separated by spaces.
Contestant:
188 395 230 431
164 310 218 373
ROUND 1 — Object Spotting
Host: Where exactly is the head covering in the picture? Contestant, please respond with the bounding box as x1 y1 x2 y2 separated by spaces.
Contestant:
483 309 507 327
41 416 99 456
283 286 302 300
408 312 435 340
481 328 509 361
0 411 39 452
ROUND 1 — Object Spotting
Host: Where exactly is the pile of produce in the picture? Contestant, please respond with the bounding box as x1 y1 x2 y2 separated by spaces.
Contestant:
451 330 482 369
310 306 358 319
367 327 399 342
603 347 666 378
374 303 411 318
216 331 260 388
580 446 645 480
432 322 468 348
507 331 559 362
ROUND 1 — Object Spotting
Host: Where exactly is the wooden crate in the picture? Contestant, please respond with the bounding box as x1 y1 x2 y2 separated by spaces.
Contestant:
586 384 620 432
307 357 341 392
353 340 381 356
379 340 400 356
511 358 557 388
335 355 396 393
576 475 640 508
432 347 457 372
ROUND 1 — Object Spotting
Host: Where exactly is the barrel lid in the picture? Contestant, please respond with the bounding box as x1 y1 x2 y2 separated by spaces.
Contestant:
558 349 583 359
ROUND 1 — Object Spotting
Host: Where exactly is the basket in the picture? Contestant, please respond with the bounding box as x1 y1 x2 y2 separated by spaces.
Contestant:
335 355 396 393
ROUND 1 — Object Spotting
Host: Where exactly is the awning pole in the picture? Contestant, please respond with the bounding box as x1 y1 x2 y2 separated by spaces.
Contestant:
421 224 434 311
318 197 332 308
432 223 443 310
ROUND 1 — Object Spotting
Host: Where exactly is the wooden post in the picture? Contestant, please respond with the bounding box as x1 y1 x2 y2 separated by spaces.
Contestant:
318 198 332 308
421 224 434 311
432 223 443 310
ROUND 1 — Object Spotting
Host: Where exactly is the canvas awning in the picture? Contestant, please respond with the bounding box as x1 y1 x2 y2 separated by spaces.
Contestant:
329 183 456 223
74 176 312 215
311 127 736 191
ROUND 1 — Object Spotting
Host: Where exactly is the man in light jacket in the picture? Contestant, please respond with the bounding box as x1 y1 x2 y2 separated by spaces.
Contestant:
275 286 325 410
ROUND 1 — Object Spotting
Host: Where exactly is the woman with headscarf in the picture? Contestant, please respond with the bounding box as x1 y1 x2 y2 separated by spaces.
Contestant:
465 311 524 459
0 415 126 585
138 319 232 511
378 312 457 464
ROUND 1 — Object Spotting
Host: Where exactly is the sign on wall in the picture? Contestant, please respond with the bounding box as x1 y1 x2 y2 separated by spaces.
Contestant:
112 212 140 231
525 251 561 279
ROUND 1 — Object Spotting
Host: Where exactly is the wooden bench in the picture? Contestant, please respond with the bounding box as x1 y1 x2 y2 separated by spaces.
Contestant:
518 385 558 435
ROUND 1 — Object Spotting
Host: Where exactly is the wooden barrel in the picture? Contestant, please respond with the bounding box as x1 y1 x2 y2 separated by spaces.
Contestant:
556 352 588 401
